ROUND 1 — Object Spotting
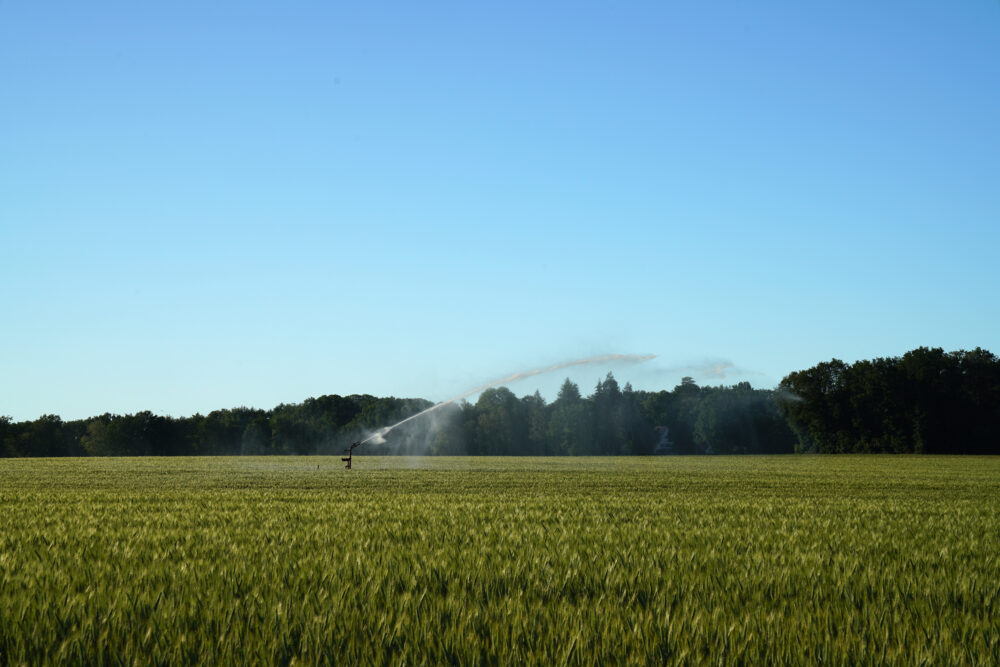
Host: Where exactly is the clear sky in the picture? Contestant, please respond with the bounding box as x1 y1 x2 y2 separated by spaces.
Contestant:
2 1 998 422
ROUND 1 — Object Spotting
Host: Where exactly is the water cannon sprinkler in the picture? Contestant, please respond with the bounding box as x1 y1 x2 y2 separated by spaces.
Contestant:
342 441 361 469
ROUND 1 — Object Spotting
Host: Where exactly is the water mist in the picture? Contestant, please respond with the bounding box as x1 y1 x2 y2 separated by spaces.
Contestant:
359 353 656 446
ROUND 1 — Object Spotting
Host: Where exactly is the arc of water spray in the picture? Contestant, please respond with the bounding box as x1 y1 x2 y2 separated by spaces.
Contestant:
359 353 657 445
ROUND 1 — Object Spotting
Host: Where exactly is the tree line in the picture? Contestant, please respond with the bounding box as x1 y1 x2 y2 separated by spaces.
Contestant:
2 347 998 457
0 395 432 458
377 374 797 456
778 347 1000 454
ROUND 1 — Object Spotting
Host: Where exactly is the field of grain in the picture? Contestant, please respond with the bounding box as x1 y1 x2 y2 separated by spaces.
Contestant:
1 456 998 664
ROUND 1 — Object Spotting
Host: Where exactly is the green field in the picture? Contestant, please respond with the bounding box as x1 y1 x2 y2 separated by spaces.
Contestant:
2 456 998 665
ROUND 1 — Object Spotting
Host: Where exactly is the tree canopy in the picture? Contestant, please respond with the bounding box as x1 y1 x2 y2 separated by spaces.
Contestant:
3 348 998 457
778 347 1000 454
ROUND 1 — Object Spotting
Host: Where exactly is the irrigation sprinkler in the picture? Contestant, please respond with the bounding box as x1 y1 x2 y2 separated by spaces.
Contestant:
342 441 361 469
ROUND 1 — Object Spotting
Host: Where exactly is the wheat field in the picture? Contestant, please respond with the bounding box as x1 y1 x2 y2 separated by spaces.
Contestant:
1 456 998 665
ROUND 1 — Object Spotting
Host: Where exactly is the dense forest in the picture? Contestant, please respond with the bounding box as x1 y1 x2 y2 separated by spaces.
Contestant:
778 347 999 454
2 348 998 457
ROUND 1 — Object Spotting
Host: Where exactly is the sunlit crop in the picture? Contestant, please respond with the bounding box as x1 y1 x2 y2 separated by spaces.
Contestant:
1 456 998 664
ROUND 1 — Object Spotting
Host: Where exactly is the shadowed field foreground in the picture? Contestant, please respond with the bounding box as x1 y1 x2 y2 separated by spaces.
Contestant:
1 456 998 664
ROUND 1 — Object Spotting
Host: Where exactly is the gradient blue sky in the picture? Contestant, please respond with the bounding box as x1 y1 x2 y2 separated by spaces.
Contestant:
2 1 998 421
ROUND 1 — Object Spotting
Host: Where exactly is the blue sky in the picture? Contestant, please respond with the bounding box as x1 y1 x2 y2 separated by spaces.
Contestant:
2 1 998 421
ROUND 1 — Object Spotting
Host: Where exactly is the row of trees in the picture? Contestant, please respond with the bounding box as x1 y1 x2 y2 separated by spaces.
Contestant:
0 396 431 458
2 348 997 456
380 374 675 456
0 374 796 457
778 347 1000 454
